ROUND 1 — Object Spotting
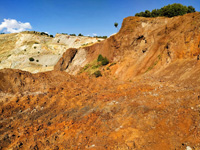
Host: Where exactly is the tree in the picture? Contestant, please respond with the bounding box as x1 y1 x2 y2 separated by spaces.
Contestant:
114 22 118 30
187 6 196 13
144 10 151 17
78 33 83 36
134 3 196 18
151 9 159 17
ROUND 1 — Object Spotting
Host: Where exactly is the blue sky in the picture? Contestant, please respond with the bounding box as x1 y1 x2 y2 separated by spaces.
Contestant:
0 0 199 36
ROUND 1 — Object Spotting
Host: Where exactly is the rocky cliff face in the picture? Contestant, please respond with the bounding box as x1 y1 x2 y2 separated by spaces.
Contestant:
1 13 200 150
0 32 102 73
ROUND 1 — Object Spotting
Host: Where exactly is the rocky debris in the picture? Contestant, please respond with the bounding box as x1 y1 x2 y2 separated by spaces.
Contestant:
0 69 200 149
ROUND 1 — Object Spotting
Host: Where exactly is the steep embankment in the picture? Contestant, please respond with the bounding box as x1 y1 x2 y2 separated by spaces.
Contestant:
57 12 200 80
0 32 103 73
1 13 200 150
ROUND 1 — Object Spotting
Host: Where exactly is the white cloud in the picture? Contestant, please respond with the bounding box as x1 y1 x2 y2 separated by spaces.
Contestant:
93 33 97 36
0 19 32 33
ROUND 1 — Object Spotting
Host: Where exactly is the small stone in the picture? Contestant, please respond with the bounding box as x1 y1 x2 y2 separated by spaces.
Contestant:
186 146 192 150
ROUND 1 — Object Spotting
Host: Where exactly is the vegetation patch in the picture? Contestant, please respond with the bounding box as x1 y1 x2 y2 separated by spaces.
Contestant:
94 36 107 39
79 60 99 75
97 54 109 66
109 62 116 67
29 57 35 61
93 70 102 78
79 54 109 76
70 34 76 36
81 42 94 47
135 3 196 18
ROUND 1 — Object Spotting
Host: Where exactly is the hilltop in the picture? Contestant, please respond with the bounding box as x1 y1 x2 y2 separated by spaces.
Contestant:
0 12 200 150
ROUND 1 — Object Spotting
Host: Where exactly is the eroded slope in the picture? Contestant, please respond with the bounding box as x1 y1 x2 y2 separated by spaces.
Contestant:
0 69 200 150
57 12 200 80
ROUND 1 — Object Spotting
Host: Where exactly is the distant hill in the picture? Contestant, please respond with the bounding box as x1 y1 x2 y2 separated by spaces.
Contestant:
0 32 104 73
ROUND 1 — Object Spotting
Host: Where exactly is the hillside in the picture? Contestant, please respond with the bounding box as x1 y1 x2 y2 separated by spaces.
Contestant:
56 12 200 80
0 32 103 73
1 12 200 150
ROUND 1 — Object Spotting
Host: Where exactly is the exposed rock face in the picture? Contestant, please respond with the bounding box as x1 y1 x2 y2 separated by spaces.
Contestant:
60 12 200 79
54 48 77 71
1 13 200 150
0 33 102 73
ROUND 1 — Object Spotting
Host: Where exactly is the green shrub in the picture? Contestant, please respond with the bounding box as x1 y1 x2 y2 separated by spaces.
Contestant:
110 62 116 67
92 64 101 69
97 54 104 62
97 54 109 66
101 57 109 66
93 70 102 77
36 60 39 62
29 57 34 61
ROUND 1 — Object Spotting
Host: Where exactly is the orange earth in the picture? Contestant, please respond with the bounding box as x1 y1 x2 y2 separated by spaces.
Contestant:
1 12 200 150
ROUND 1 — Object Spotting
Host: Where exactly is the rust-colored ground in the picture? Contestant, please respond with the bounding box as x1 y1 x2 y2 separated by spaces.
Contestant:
1 13 200 150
